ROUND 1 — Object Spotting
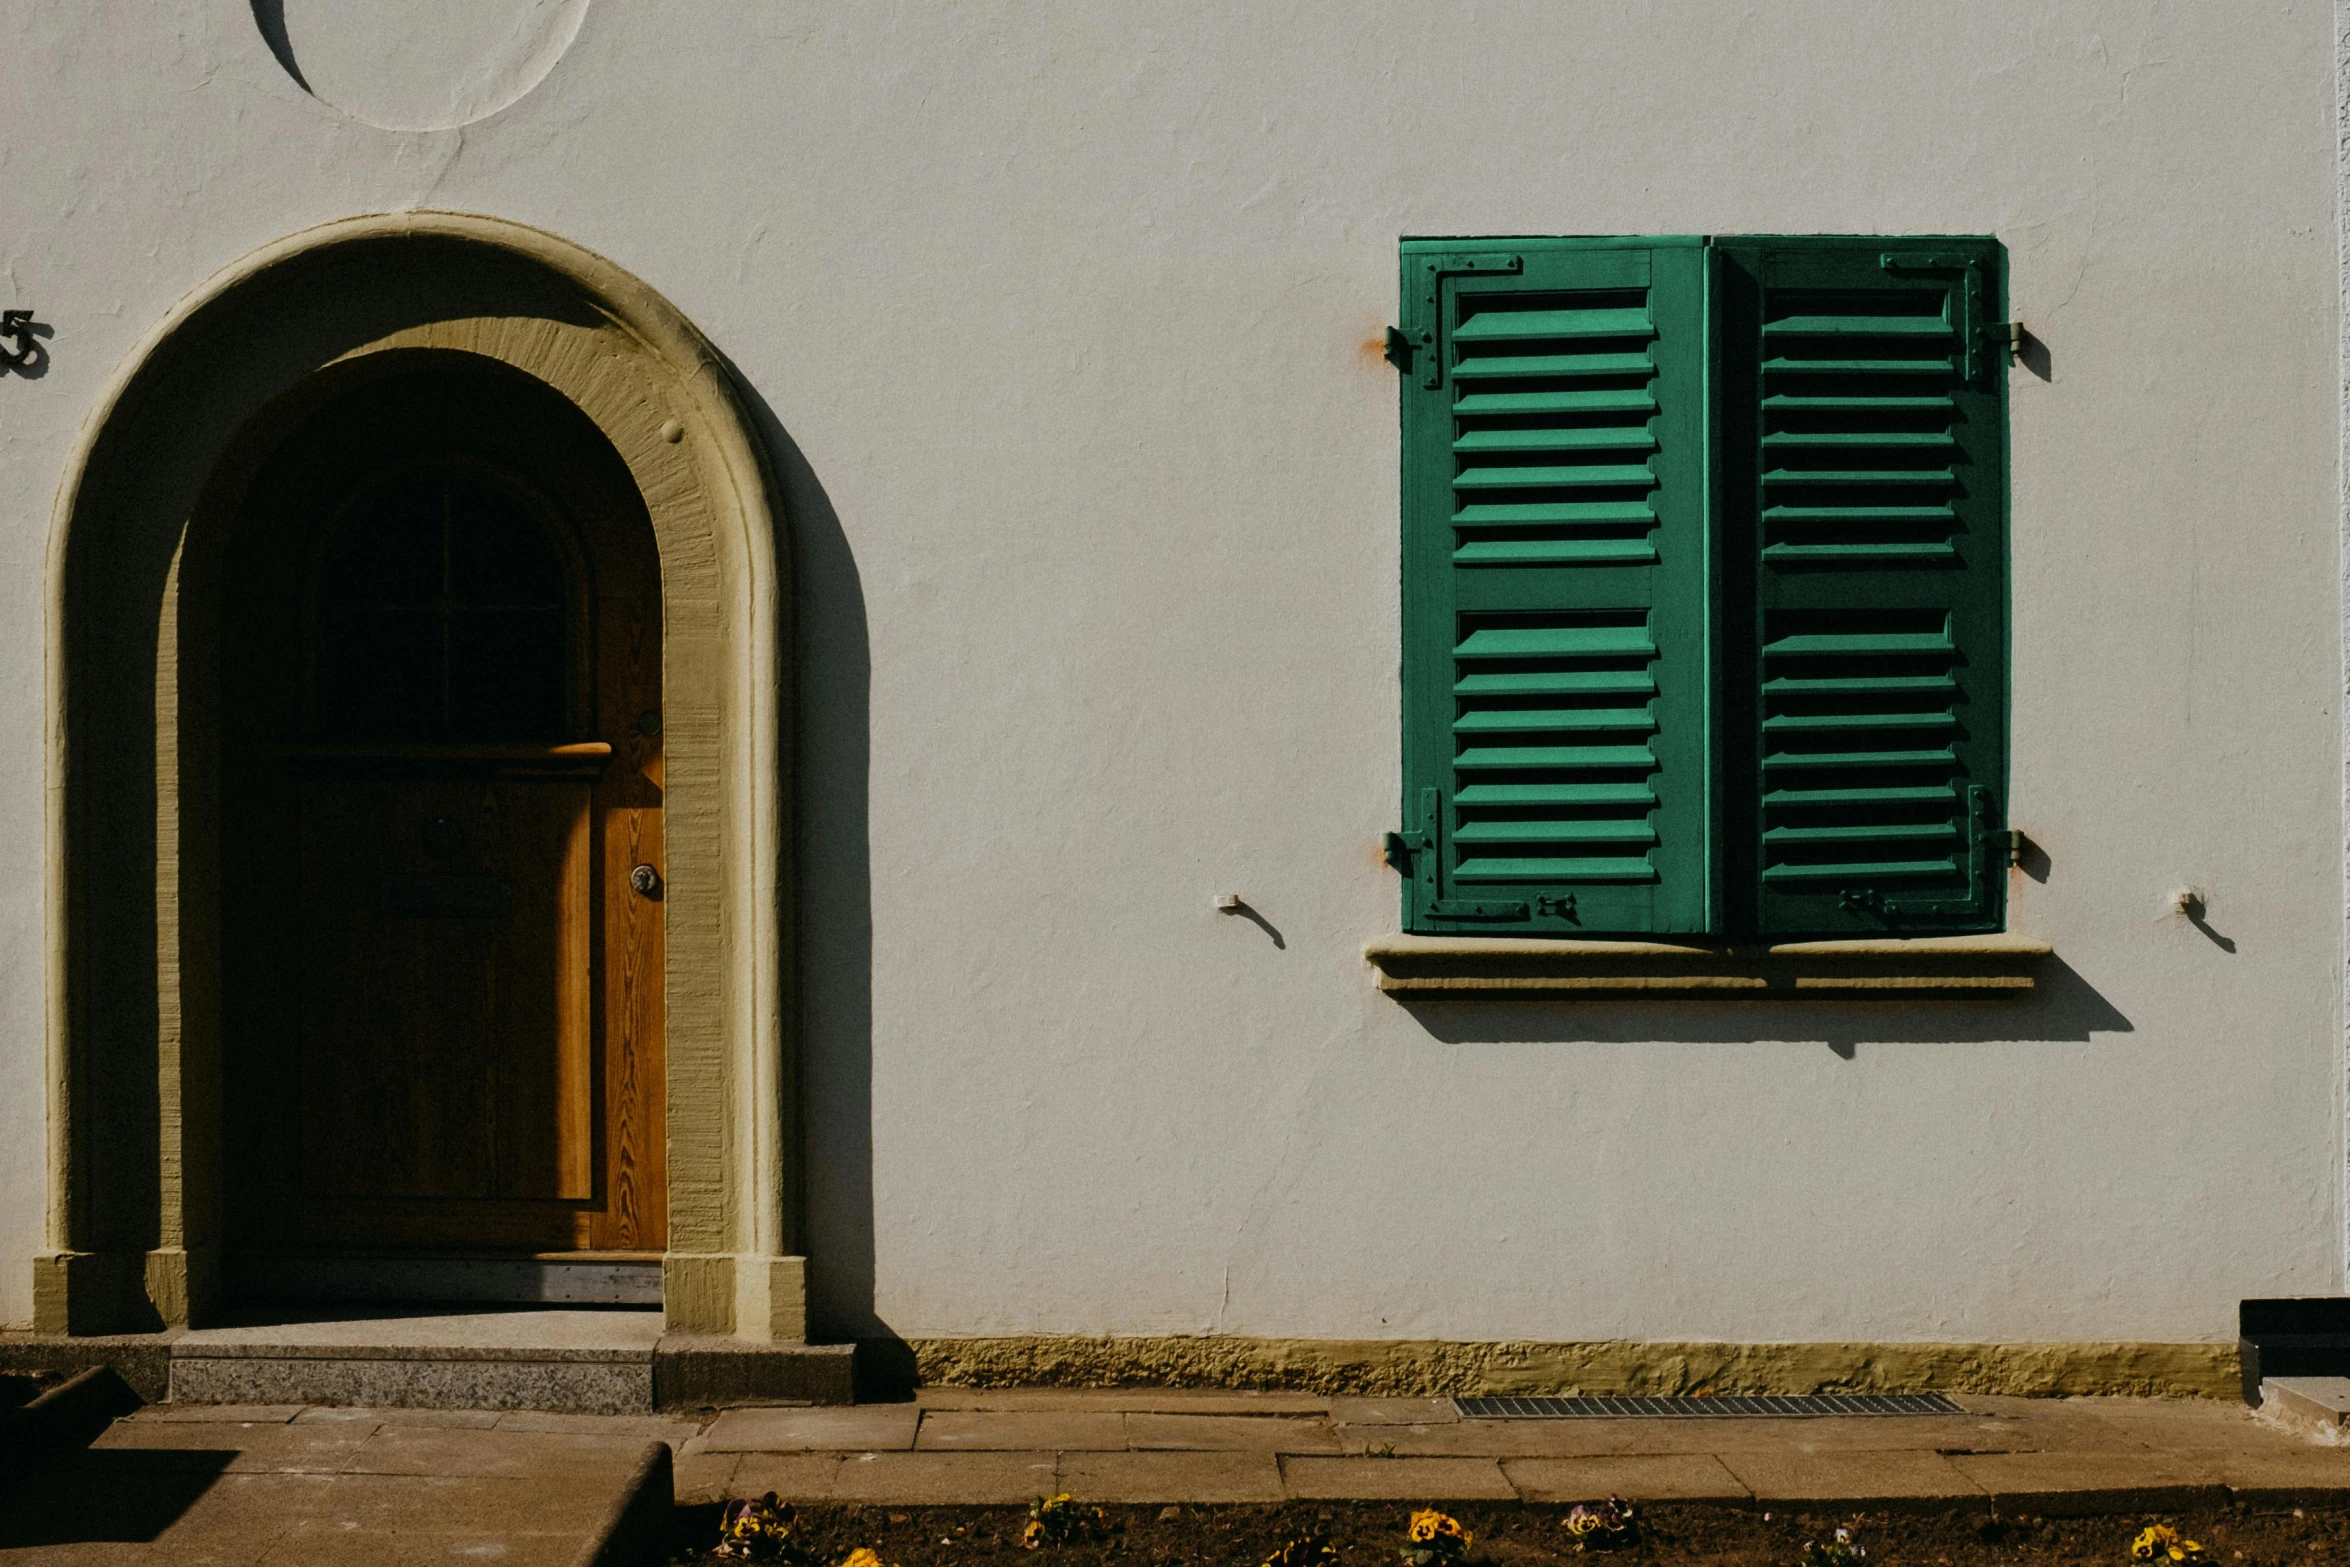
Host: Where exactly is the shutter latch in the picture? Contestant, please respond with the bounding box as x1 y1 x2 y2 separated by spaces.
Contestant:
1383 326 1427 376
1381 828 1427 874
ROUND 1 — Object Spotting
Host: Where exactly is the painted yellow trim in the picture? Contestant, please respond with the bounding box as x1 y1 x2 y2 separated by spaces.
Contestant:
1364 934 2053 997
42 212 799 1338
903 1334 2237 1399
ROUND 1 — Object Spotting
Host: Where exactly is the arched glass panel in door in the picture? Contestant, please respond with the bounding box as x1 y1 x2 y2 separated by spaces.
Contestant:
313 462 573 741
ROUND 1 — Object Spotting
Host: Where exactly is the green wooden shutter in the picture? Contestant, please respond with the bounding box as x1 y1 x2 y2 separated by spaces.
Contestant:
1712 238 2008 937
1397 238 1710 936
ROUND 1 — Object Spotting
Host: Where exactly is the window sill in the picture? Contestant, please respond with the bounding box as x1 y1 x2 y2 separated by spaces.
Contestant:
1364 932 2053 998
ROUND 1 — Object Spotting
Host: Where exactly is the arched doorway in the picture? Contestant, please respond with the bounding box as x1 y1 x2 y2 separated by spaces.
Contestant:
38 214 802 1340
219 356 667 1281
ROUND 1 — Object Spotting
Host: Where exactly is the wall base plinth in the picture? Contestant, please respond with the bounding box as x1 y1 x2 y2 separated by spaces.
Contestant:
893 1335 2240 1400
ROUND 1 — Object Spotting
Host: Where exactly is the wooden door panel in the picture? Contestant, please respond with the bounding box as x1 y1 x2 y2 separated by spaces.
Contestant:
294 777 594 1206
600 801 664 1247
220 369 667 1269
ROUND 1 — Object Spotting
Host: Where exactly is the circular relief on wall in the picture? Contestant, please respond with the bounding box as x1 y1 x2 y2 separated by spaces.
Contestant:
251 0 590 132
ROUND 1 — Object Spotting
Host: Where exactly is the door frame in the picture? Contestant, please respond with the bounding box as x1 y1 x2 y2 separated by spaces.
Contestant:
37 212 803 1339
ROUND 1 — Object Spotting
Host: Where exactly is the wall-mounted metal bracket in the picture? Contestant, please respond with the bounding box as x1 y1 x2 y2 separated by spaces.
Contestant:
1382 828 1426 874
1383 325 1427 376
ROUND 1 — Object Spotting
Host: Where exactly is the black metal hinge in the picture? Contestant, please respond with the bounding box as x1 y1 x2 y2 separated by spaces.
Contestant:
1411 253 1523 388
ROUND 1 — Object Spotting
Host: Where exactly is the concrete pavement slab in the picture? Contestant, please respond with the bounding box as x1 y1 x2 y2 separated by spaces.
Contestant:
731 1452 847 1502
218 1471 640 1532
1943 1451 2230 1515
90 1418 372 1474
1126 1414 1341 1452
290 1406 502 1428
0 1468 323 1557
915 1387 1327 1414
702 1403 920 1452
825 1451 1060 1504
1716 1449 1990 1510
2168 1447 2350 1507
1328 1398 1458 1426
125 1405 303 1424
1280 1455 1515 1500
1057 1451 1285 1502
1338 1421 1634 1458
1365 1413 2119 1458
915 1411 1128 1451
254 1521 588 1565
674 1447 745 1503
2073 1398 2311 1450
494 1409 705 1440
1502 1453 1753 1504
340 1423 655 1477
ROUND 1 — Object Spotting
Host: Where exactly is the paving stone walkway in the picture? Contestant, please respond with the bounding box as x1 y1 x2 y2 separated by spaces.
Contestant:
10 1388 2350 1562
678 1389 2350 1513
0 1404 683 1564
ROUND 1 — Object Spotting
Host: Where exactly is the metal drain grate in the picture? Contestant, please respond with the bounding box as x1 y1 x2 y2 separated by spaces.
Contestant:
1456 1394 1966 1420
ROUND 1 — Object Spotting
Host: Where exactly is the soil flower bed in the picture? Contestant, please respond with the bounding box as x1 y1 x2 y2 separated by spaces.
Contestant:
662 1501 2350 1567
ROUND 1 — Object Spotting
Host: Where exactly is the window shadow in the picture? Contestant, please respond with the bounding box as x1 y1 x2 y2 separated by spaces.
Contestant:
1397 951 2132 1053
0 1448 235 1546
717 362 882 1346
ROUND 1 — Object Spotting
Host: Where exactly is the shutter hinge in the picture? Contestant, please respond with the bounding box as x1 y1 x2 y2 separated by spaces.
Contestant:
1881 251 1988 382
1414 253 1523 389
1429 899 1530 921
1985 320 2025 365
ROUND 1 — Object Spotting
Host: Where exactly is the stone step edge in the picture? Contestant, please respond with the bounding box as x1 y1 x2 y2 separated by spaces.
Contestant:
165 1338 856 1411
2256 1377 2350 1444
172 1343 658 1363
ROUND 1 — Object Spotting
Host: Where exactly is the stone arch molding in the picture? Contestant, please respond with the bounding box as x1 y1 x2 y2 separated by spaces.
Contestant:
38 212 801 1340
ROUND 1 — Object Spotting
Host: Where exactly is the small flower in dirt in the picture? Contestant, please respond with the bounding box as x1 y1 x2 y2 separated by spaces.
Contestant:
2133 1525 2205 1562
840 1550 900 1567
1262 1536 1341 1567
1562 1497 1639 1552
716 1494 806 1562
1802 1525 1867 1567
1022 1493 1108 1549
1401 1509 1473 1567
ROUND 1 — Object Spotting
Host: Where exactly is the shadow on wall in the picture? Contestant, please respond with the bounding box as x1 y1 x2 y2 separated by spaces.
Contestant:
719 364 883 1347
1399 952 2133 1057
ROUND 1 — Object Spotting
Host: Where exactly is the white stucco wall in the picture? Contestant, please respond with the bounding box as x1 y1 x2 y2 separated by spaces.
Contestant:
0 1 2338 1343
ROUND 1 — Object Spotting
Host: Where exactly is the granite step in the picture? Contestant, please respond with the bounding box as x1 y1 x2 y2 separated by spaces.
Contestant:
165 1308 853 1413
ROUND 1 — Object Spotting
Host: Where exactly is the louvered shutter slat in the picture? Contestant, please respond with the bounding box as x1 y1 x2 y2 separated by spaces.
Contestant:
1400 240 1709 935
1715 238 2008 936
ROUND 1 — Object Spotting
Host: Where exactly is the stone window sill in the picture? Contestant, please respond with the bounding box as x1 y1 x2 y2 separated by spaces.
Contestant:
1365 932 2053 997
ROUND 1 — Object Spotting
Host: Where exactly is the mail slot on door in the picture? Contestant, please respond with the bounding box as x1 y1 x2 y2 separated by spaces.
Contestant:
379 873 514 919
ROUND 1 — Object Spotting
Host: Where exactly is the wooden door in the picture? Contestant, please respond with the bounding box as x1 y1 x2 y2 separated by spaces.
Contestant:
294 776 594 1205
221 364 664 1258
